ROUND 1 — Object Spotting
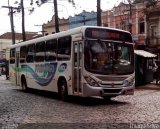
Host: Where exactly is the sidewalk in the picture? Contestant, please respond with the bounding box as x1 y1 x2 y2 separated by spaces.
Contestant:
0 75 6 80
136 81 160 90
0 75 11 85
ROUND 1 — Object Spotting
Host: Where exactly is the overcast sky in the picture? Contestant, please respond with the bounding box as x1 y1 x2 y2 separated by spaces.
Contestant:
0 0 122 35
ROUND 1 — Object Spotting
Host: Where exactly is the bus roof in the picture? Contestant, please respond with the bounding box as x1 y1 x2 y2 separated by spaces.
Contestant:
9 26 131 49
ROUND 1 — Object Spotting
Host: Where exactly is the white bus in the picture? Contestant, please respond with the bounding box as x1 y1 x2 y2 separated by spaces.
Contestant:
9 26 135 101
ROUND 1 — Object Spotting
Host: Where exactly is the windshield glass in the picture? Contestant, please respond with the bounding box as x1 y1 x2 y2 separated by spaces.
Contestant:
84 40 134 75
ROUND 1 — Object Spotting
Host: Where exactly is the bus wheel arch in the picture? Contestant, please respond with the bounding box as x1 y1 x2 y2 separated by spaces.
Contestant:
57 77 68 101
21 75 28 91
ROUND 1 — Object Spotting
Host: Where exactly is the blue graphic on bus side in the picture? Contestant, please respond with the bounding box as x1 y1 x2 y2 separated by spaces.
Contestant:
58 63 67 72
21 63 57 86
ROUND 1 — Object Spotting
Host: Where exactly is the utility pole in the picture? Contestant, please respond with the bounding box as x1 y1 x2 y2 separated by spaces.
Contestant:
128 0 132 33
10 7 15 44
97 0 101 26
21 0 26 41
77 14 86 25
82 15 86 25
54 0 59 33
2 6 19 44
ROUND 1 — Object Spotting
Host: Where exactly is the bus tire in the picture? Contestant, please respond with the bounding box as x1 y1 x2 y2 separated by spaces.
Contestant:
58 78 68 101
21 76 28 92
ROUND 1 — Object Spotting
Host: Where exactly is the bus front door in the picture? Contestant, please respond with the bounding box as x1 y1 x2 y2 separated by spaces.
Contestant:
73 42 82 95
15 52 20 86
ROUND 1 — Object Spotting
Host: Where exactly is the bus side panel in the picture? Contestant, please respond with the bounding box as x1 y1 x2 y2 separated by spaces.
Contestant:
24 62 58 92
25 63 45 90
54 61 73 95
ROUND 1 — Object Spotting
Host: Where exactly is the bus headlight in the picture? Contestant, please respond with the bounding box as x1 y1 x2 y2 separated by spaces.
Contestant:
84 76 99 87
123 78 134 86
123 80 129 86
129 78 134 86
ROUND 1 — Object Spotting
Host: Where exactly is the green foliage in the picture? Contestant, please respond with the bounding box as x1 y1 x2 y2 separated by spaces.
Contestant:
14 0 76 14
146 0 158 8
133 0 158 5
30 0 75 7
133 0 158 11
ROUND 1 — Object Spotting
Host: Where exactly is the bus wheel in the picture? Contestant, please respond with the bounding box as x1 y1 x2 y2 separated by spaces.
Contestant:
21 76 28 91
59 79 68 101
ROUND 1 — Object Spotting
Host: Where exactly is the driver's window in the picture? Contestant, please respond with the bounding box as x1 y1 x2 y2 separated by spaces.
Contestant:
120 46 129 61
90 41 107 68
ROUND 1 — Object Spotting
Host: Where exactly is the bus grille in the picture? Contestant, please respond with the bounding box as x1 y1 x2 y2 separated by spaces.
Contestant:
103 89 122 93
96 76 127 81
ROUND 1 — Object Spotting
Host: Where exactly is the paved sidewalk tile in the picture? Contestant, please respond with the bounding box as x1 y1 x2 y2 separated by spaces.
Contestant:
0 75 6 81
136 82 160 90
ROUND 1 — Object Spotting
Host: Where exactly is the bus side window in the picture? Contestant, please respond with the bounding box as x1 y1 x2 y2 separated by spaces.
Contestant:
20 46 27 63
10 48 15 64
26 44 35 63
45 39 57 61
35 42 45 62
57 36 71 61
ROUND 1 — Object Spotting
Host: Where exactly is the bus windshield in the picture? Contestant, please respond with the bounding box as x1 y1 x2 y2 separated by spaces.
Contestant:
84 40 134 75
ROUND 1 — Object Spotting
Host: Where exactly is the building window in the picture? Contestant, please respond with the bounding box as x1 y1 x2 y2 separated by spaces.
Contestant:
116 24 119 29
104 23 108 27
57 36 71 61
139 18 145 34
35 42 45 62
150 25 157 38
20 46 27 63
45 39 57 61
27 44 35 63
120 20 125 30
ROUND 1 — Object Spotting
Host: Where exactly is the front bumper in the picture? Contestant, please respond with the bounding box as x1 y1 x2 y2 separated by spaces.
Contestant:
83 83 134 97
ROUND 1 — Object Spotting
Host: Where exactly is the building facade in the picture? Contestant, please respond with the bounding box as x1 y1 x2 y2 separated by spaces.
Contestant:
42 16 69 35
41 1 160 60
102 2 146 45
145 2 160 60
69 11 97 29
0 32 41 62
42 11 97 34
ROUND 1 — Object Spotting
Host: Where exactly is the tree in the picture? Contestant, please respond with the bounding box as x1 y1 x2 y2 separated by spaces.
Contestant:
14 0 102 34
15 0 76 34
97 0 101 26
21 0 26 41
14 0 26 41
132 0 158 21
141 0 158 20
127 0 133 33
32 0 75 32
133 0 158 4
133 0 158 8
133 0 144 3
